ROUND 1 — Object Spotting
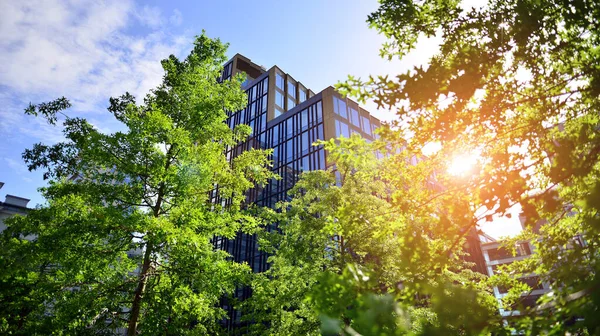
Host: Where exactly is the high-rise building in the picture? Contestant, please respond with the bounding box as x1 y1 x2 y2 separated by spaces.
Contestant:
212 54 382 328
213 54 490 330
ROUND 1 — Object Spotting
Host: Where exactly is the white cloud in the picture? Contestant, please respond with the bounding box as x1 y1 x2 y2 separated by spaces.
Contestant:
5 157 28 175
3 157 35 186
136 5 163 28
170 9 183 26
0 0 189 144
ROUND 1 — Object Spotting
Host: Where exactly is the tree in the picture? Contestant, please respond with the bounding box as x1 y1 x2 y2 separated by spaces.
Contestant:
0 34 275 335
245 135 500 335
339 0 600 333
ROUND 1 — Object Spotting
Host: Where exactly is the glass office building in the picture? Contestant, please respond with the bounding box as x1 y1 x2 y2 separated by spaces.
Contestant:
213 54 487 329
211 54 381 329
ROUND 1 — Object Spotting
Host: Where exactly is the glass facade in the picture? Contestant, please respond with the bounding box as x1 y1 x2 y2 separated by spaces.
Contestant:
214 69 327 328
215 56 382 330
219 61 233 82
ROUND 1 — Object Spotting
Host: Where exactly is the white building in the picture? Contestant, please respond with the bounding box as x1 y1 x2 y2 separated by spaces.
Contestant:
0 182 31 233
479 234 551 318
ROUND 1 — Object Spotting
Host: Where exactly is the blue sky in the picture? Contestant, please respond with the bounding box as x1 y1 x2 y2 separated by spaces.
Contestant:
0 0 520 238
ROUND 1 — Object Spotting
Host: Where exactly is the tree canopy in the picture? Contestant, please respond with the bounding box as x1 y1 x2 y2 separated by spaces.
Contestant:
338 0 600 333
0 34 275 335
245 135 501 335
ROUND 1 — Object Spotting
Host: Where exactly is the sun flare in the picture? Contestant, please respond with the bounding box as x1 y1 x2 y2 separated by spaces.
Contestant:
448 153 479 176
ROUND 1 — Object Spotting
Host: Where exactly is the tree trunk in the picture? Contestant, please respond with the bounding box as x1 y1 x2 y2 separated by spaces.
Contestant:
127 146 171 335
127 242 153 336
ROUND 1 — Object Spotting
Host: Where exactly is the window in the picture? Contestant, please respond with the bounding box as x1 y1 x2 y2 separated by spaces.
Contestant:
301 156 309 172
272 146 279 163
362 116 371 135
263 77 269 93
239 109 245 124
248 102 255 119
288 97 296 110
299 89 307 103
350 108 360 127
275 107 284 118
335 120 350 138
487 243 531 261
261 95 267 113
300 109 308 131
286 140 293 161
260 115 266 131
288 81 296 98
272 125 279 145
276 73 284 90
318 150 325 169
317 124 323 141
242 75 253 88
286 118 294 139
302 131 310 154
316 102 323 122
333 97 347 119
276 91 284 109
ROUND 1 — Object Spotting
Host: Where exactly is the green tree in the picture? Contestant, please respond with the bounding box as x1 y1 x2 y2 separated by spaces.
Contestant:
0 34 275 335
245 135 500 335
339 0 600 333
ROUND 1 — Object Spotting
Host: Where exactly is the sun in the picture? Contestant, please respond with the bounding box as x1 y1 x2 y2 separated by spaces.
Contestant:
448 152 479 176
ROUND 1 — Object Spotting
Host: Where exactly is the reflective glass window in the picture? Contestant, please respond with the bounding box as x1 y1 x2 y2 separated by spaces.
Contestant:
318 150 325 169
302 131 310 154
286 140 293 161
316 102 323 122
334 97 348 119
272 146 279 163
249 102 255 119
335 120 350 138
300 109 308 131
350 108 360 127
275 107 284 118
276 73 284 90
239 109 245 124
276 91 284 108
288 81 296 98
260 114 266 131
299 89 306 103
288 98 296 110
286 118 294 139
301 156 309 172
261 95 267 113
272 125 279 145
362 116 372 135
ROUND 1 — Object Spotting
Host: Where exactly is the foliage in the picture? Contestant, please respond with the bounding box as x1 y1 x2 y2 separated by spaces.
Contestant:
245 135 501 335
339 0 600 334
0 34 275 335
